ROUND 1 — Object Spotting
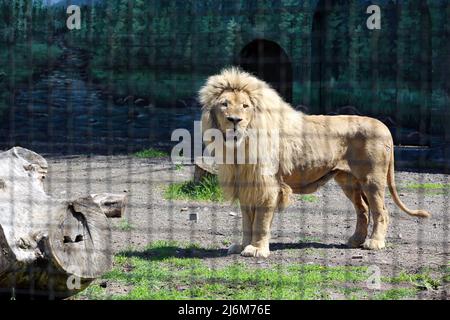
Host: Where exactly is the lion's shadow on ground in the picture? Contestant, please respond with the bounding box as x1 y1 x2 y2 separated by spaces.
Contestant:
271 242 348 251
119 242 349 261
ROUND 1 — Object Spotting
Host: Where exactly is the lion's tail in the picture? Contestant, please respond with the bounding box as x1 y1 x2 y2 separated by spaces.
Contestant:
387 147 431 218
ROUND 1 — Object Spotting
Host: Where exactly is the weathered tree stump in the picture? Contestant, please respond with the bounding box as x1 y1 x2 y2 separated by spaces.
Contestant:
193 157 218 183
0 147 119 299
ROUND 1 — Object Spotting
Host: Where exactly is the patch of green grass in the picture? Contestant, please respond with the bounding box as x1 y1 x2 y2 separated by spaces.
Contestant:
78 240 377 300
222 239 232 246
174 164 184 171
298 236 321 244
165 175 224 202
385 270 441 290
340 287 370 300
404 183 450 195
78 241 435 300
298 195 318 203
134 148 168 158
75 284 108 300
405 183 450 190
442 264 450 283
117 219 134 232
373 288 418 300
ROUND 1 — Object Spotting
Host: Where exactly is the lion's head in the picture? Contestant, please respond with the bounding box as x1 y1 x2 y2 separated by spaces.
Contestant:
199 67 302 178
199 68 265 146
199 67 297 141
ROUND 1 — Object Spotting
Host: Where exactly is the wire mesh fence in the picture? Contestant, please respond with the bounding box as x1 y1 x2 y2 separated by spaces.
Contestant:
0 0 449 300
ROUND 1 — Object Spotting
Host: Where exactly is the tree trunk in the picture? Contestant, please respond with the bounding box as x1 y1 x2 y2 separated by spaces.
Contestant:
0 147 116 299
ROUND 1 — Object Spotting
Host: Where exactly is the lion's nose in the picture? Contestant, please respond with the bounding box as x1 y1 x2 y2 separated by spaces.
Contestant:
227 116 242 125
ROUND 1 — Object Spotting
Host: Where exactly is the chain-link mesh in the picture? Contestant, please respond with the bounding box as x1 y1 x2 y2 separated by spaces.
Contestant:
0 0 448 301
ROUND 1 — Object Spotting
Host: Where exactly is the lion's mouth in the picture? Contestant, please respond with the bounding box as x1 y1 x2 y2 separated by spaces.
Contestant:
234 131 246 146
225 129 245 147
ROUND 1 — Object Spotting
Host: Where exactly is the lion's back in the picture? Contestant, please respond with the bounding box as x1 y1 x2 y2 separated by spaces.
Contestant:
304 114 392 143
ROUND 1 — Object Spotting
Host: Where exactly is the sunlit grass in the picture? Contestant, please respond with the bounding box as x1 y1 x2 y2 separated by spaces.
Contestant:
299 195 318 203
404 183 450 195
78 241 370 300
134 148 168 158
117 219 134 232
76 241 432 300
165 175 224 202
405 183 450 190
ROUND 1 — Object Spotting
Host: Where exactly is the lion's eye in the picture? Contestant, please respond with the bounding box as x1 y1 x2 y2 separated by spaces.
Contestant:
243 104 249 109
221 101 228 108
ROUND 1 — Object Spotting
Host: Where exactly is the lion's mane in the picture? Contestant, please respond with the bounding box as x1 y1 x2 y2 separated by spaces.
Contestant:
199 67 303 210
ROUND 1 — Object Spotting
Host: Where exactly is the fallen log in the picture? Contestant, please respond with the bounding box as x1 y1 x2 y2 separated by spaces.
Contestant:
0 147 114 299
89 193 127 218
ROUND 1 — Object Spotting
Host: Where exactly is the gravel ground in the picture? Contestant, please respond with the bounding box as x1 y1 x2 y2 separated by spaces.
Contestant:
44 155 450 299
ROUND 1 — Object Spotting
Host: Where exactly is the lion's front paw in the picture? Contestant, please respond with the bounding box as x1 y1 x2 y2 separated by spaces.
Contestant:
227 243 243 255
347 234 366 248
362 239 385 250
241 245 270 258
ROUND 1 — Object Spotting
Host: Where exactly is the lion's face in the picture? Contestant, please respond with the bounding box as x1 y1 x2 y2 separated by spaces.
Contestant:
212 90 254 145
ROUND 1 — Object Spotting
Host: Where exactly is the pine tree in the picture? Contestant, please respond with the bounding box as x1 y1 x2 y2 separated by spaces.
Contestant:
348 0 359 91
15 0 25 42
225 18 240 59
131 0 146 66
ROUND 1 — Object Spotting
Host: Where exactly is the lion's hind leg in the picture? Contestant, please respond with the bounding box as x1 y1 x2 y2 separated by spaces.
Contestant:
360 180 390 250
335 172 370 248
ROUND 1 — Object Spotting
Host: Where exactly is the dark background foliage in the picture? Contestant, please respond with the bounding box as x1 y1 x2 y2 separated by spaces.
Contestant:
0 0 449 155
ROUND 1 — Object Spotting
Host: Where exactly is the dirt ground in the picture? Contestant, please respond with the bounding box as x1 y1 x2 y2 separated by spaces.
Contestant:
44 155 450 299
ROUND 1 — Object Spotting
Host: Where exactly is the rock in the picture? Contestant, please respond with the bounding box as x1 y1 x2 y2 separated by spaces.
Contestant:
181 207 188 212
352 255 364 260
134 98 148 107
337 105 361 115
407 131 425 141
176 98 200 109
176 99 188 108
382 116 397 128
123 95 134 104
296 105 309 114
99 281 108 288
229 211 237 216
115 97 125 105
